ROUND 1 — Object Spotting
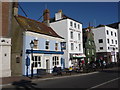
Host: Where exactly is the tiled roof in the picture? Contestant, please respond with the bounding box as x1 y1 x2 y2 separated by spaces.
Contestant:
15 15 64 39
50 14 82 24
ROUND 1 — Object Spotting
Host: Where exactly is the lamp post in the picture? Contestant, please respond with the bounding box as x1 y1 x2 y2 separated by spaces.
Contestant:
30 40 34 78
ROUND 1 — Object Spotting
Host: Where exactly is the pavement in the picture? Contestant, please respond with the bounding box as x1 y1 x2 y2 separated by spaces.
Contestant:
0 66 119 87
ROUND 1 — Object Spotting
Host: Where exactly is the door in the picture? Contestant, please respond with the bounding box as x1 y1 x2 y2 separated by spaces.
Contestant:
46 59 49 73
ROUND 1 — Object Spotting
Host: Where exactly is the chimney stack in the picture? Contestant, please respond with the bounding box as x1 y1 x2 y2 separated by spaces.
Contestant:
55 9 62 21
43 9 50 27
13 2 18 16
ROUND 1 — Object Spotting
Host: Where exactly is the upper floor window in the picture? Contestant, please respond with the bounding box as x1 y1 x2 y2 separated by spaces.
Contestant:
79 44 81 51
34 39 38 49
106 30 109 35
112 39 114 44
45 41 49 49
111 31 113 36
74 23 76 28
115 40 117 44
78 24 80 29
71 43 74 50
99 39 103 43
100 47 103 50
78 33 80 40
115 32 117 37
107 39 109 44
70 21 73 27
55 43 58 50
70 31 73 39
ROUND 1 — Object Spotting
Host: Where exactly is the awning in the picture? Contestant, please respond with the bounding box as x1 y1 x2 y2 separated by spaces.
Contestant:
72 54 86 58
26 49 64 54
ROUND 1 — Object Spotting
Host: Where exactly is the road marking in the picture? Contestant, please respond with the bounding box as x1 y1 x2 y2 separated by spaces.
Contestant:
87 77 120 90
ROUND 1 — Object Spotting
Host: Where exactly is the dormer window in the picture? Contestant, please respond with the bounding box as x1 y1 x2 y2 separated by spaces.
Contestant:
33 39 38 49
55 43 58 50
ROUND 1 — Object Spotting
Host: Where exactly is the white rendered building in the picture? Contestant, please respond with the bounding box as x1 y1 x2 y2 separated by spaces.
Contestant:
0 38 11 77
50 10 85 68
92 25 119 63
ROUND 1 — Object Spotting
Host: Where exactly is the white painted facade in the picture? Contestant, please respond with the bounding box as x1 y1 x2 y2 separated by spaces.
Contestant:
92 26 119 62
0 38 11 78
50 12 84 68
118 23 120 59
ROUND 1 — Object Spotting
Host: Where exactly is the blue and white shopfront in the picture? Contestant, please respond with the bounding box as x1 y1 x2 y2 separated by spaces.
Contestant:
22 31 65 76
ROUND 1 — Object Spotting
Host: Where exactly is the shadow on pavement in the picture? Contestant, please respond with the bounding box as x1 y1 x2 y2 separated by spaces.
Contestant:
12 80 38 90
3 79 39 90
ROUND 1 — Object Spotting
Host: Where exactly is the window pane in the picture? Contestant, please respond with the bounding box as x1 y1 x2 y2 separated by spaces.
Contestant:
35 62 37 67
34 56 37 61
38 56 41 61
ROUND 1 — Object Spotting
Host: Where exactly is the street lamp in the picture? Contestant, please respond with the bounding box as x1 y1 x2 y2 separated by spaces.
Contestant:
30 40 34 78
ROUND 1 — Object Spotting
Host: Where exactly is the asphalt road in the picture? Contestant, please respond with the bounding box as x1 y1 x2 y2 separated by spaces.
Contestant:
2 67 120 89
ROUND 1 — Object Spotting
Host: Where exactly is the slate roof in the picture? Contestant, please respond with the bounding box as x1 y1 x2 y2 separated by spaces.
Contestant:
50 14 82 24
15 15 64 39
107 22 120 29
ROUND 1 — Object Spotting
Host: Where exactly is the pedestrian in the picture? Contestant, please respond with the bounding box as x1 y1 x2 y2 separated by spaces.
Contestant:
69 66 73 75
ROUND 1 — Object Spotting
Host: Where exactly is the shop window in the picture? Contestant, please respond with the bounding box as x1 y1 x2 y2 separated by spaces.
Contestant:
33 56 41 68
52 56 59 66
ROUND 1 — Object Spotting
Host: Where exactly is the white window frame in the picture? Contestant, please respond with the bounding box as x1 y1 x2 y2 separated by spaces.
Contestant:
52 56 59 66
45 41 49 50
32 55 42 69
